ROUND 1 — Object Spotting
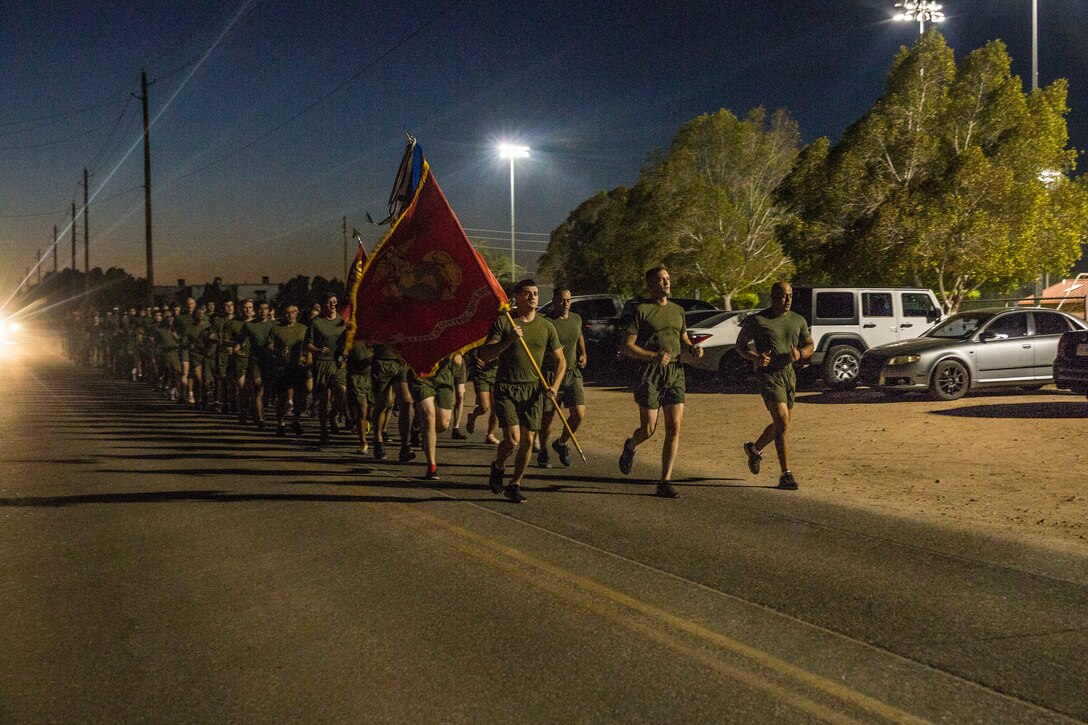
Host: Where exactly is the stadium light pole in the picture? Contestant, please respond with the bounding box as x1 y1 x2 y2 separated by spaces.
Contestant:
1032 0 1038 91
893 1 945 34
498 143 530 283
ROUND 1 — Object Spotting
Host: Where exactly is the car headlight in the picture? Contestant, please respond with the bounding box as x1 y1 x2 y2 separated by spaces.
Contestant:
887 354 920 366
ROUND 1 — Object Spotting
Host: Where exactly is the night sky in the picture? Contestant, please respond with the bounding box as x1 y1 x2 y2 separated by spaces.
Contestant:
2 0 1086 298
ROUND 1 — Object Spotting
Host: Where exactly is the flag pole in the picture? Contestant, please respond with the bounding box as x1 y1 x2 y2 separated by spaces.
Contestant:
501 303 587 464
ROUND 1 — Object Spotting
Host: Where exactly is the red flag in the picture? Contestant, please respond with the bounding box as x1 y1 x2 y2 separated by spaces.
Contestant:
345 155 508 376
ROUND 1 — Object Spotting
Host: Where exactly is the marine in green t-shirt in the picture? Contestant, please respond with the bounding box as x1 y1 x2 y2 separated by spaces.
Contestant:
735 281 814 492
539 287 588 468
305 294 347 445
617 267 705 499
477 279 567 503
267 304 308 435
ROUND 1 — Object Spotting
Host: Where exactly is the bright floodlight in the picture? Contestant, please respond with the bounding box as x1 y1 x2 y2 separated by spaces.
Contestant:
498 143 530 159
894 1 945 34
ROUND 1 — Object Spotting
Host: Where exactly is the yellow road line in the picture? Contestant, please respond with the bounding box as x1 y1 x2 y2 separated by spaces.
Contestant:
392 505 931 725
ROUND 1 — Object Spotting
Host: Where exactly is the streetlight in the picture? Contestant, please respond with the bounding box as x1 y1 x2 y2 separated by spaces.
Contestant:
893 1 945 34
498 143 530 283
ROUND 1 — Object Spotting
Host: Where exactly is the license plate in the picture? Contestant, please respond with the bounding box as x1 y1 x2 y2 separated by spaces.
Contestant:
1078 343 1088 356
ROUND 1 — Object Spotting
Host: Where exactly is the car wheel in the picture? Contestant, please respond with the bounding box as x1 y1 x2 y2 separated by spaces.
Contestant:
822 345 860 390
718 349 750 388
930 360 969 400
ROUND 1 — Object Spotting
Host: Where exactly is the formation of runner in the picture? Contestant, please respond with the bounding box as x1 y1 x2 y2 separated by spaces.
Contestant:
62 269 812 501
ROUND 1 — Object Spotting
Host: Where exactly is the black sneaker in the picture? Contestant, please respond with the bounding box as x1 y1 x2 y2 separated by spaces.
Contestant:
488 463 504 494
656 481 680 498
537 448 551 468
373 440 386 460
553 439 572 467
292 421 303 436
424 464 440 481
777 471 798 490
256 419 266 431
319 431 330 446
399 446 416 464
503 484 526 503
329 419 341 435
618 438 636 475
276 424 286 437
744 442 762 475
466 410 478 434
410 429 421 448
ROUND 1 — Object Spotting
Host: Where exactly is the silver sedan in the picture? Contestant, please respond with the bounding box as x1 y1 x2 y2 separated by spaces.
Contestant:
858 307 1088 400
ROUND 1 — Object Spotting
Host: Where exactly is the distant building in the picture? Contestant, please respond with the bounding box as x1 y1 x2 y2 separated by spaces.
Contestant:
154 276 280 306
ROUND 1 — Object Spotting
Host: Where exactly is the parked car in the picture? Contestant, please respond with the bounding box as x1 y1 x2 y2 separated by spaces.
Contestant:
1053 328 1088 400
684 310 762 382
684 308 726 326
791 286 943 389
858 307 1088 400
537 294 624 367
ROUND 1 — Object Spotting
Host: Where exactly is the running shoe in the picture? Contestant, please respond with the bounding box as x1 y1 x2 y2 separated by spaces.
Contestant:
777 471 798 490
319 431 330 446
373 441 386 460
552 440 572 467
656 481 680 498
256 419 266 431
451 428 467 440
484 434 500 445
424 464 440 480
292 421 303 436
503 484 526 503
466 410 478 434
537 447 551 468
618 438 636 475
744 442 762 475
276 424 286 437
399 446 416 464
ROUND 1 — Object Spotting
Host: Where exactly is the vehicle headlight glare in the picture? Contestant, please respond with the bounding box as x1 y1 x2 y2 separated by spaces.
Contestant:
887 354 920 366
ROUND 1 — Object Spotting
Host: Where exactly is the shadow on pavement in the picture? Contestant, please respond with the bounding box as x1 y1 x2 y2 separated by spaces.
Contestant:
0 490 481 507
930 402 1088 419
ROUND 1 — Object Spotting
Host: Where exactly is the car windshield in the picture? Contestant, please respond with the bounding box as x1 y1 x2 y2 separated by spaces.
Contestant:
925 311 996 339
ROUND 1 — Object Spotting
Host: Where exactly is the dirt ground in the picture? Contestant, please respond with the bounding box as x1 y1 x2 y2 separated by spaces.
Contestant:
565 375 1088 557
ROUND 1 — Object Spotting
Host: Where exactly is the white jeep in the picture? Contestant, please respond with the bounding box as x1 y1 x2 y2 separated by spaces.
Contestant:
792 287 943 389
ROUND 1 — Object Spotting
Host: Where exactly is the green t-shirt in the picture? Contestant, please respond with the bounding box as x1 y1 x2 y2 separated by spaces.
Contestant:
489 314 561 385
152 324 178 351
220 317 246 356
173 312 193 339
186 319 210 352
740 309 810 372
346 339 374 375
626 300 686 358
240 319 275 360
545 312 582 371
372 343 402 362
268 323 308 367
305 316 346 362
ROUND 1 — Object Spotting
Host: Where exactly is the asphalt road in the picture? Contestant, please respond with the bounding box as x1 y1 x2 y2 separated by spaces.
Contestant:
2 350 1086 723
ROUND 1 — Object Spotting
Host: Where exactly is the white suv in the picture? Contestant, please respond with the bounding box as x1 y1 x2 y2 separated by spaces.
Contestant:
791 287 943 389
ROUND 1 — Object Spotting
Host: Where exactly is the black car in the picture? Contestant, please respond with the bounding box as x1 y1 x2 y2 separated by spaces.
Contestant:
1053 328 1088 399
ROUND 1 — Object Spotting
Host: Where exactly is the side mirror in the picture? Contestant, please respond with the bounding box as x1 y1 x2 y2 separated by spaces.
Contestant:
926 308 942 323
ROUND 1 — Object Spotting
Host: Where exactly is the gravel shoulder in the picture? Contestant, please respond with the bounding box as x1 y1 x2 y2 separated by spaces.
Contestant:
574 375 1088 557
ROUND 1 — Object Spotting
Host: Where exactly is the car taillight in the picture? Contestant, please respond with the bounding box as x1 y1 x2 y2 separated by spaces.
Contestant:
689 333 712 345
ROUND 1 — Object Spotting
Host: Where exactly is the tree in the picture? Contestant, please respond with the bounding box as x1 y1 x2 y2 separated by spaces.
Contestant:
649 108 799 309
472 244 525 285
537 187 629 292
780 31 1088 311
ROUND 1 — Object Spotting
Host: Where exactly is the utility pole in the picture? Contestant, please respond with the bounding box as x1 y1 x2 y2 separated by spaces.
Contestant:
52 225 58 273
343 216 348 281
137 69 154 303
83 167 89 275
71 203 77 271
